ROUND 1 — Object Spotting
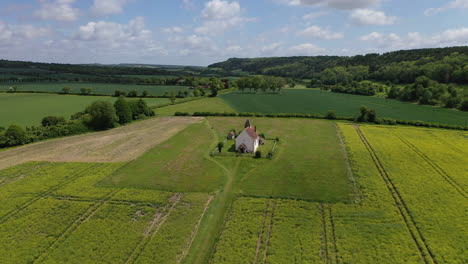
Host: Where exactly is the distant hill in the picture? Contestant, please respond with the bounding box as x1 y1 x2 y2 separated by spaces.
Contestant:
208 46 468 79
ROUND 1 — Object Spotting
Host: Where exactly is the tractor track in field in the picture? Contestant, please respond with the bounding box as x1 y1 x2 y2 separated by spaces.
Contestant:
261 200 276 264
177 195 215 264
46 194 164 208
124 193 183 264
0 164 101 225
395 133 468 200
328 205 339 264
319 204 330 264
253 200 271 264
0 163 51 188
428 132 467 155
354 125 438 264
33 188 121 263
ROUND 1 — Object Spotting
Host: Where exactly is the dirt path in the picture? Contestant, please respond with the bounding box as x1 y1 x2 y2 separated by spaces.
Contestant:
0 117 202 170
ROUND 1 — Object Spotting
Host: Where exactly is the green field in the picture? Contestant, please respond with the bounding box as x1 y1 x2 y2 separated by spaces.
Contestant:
209 123 467 264
0 93 169 127
156 97 235 116
0 162 211 264
0 116 466 264
220 89 468 126
0 83 190 96
102 121 225 192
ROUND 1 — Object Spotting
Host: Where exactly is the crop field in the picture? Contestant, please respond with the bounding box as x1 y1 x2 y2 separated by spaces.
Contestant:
156 97 235 116
0 93 170 127
0 161 212 264
220 89 468 126
0 115 466 264
0 83 190 96
206 122 467 264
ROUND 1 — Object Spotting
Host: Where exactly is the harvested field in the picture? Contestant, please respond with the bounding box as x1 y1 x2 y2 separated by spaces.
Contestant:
0 117 202 170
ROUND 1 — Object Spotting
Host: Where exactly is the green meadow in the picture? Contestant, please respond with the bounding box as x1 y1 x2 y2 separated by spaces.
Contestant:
220 89 468 126
0 93 169 127
0 83 190 96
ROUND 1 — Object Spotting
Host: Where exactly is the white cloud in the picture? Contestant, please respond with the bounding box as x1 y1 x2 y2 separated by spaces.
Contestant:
181 0 196 10
277 0 381 10
35 0 80 21
162 26 185 34
260 42 283 54
297 25 344 39
350 9 397 25
360 28 468 50
195 0 255 35
91 0 128 16
0 21 51 45
289 43 326 55
302 11 329 20
425 0 468 16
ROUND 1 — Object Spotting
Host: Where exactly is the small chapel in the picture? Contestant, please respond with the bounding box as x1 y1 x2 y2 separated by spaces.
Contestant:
235 120 264 153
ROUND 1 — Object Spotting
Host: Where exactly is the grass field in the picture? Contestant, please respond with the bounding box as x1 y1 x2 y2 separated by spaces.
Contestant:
207 117 354 202
0 82 190 96
0 93 170 127
220 89 468 126
102 121 225 192
0 115 466 264
156 97 235 116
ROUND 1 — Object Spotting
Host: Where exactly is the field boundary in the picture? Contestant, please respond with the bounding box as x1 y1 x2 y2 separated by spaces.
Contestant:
354 125 438 264
177 194 215 264
253 200 271 264
261 200 276 264
335 124 360 203
33 188 122 263
124 193 183 264
394 133 468 199
0 164 101 225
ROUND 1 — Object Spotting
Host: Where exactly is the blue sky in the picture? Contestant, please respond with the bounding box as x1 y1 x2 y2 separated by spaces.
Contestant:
1 0 468 65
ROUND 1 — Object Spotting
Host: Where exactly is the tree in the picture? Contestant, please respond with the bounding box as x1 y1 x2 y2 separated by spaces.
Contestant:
193 89 201 97
325 110 337 119
80 87 92 95
357 106 369 122
114 90 126 97
217 142 224 153
142 90 149 97
367 109 377 122
170 94 176 104
3 125 27 146
255 150 262 159
114 97 132 124
41 116 65 127
127 90 138 97
84 101 117 130
62 87 71 94
459 100 468 111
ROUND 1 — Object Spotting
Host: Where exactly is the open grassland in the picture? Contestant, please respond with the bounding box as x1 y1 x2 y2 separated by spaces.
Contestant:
220 89 468 126
102 121 225 192
0 93 169 127
0 83 190 96
0 117 200 169
0 162 212 264
207 117 354 202
156 97 235 116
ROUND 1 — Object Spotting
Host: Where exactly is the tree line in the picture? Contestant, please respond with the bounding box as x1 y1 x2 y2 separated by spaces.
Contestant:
0 98 154 148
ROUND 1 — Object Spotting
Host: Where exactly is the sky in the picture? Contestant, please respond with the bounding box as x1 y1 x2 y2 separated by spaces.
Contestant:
1 0 468 66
